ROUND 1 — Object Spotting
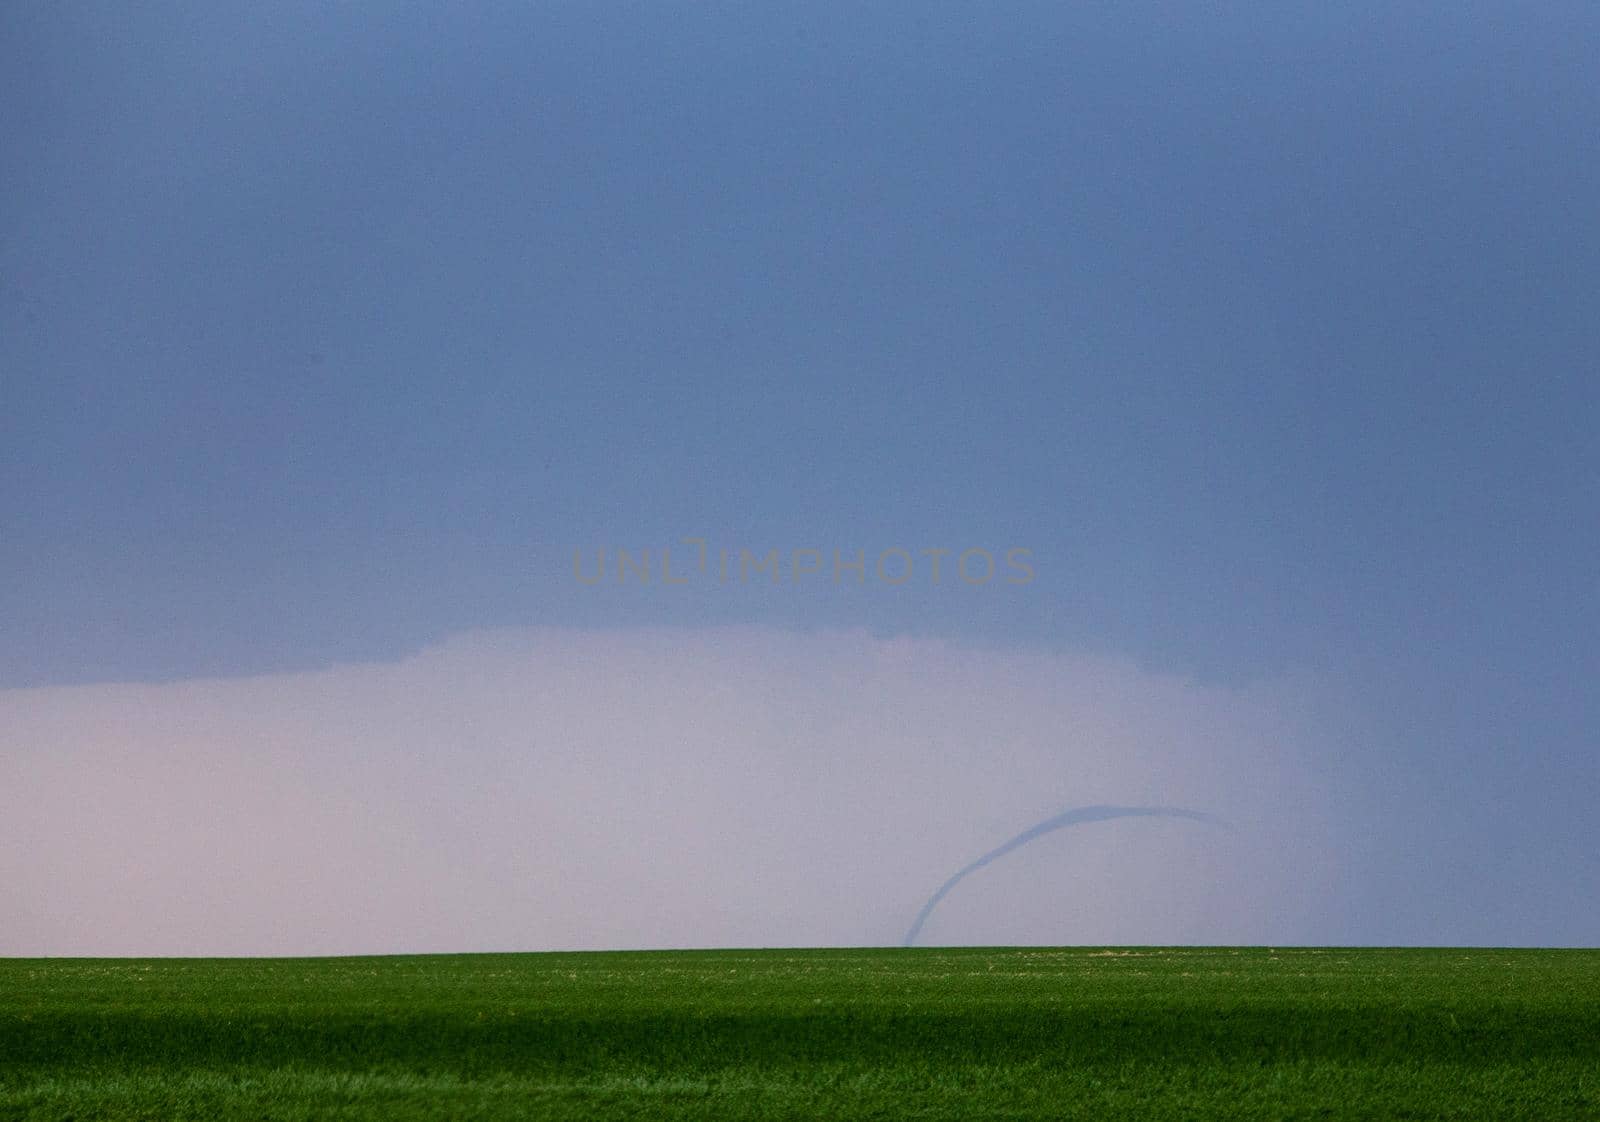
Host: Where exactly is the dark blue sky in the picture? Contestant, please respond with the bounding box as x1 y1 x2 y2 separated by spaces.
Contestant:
3 3 1597 943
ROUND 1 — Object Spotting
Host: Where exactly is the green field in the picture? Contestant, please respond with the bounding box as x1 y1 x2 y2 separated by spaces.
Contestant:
2 947 1597 1119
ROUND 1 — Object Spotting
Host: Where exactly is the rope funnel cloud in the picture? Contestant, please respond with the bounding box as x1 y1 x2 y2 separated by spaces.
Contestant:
903 805 1225 947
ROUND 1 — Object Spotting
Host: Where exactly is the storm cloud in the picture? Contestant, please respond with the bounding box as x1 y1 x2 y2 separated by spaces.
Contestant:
0 627 1343 955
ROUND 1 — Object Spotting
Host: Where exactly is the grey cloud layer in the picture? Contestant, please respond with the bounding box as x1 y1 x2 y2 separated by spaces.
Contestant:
0 628 1343 955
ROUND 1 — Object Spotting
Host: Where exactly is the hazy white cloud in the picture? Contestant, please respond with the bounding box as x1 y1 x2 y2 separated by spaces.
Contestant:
0 627 1348 955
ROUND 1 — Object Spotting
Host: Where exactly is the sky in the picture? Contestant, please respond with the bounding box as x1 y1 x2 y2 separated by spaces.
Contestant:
2 2 1597 953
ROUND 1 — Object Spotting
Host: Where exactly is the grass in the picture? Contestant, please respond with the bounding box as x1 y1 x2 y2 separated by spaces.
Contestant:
2 947 1597 1119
